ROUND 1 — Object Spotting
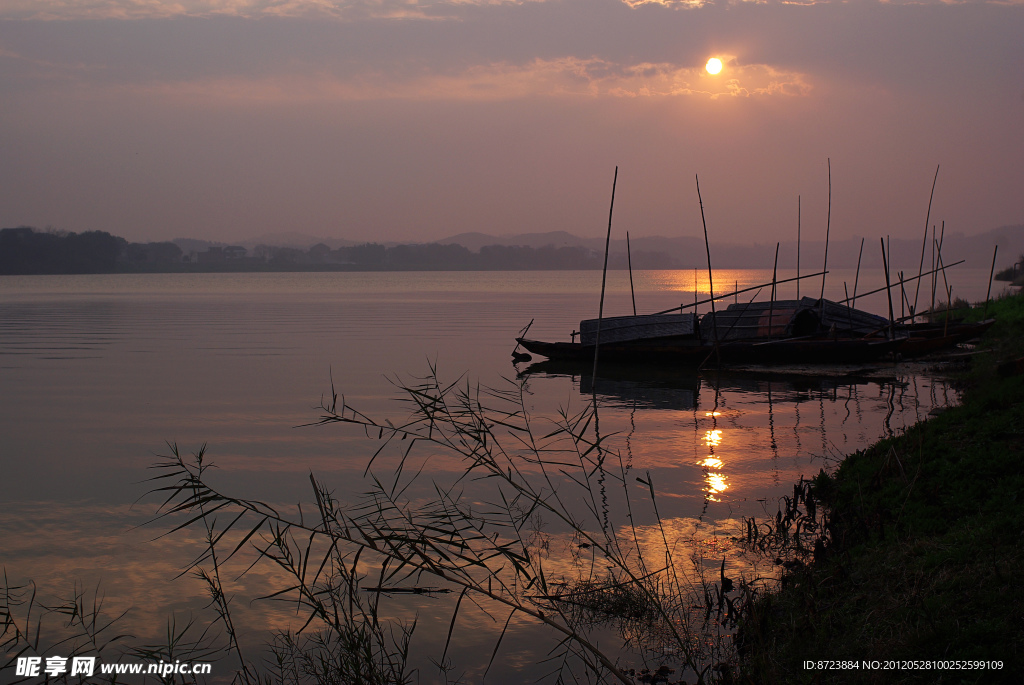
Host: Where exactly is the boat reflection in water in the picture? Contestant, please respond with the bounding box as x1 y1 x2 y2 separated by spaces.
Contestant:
521 358 701 410
517 357 952 510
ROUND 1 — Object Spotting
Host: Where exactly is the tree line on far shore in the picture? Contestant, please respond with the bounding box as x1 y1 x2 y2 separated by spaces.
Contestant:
0 226 680 275
1 227 136 274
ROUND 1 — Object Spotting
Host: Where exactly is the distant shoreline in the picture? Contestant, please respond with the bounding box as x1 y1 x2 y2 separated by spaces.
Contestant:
0 226 681 274
0 262 675 274
4 224 1022 275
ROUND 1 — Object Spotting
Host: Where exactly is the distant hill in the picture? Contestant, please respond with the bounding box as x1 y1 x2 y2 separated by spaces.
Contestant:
164 223 1023 273
240 231 359 251
436 225 1024 272
172 238 225 254
437 231 589 252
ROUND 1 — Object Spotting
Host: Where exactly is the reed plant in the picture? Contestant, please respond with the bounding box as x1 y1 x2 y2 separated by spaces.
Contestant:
146 366 742 684
1 574 219 684
1 577 128 676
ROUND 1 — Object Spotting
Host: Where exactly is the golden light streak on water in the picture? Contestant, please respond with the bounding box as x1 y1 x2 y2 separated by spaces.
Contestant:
706 473 729 501
703 429 723 447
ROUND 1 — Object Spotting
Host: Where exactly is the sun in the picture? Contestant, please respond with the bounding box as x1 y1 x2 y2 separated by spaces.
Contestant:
705 57 723 75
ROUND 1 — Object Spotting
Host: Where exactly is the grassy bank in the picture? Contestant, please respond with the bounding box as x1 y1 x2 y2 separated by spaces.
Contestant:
738 292 1024 684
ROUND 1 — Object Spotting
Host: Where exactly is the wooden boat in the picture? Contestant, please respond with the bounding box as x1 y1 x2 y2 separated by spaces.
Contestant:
899 318 995 357
517 298 905 367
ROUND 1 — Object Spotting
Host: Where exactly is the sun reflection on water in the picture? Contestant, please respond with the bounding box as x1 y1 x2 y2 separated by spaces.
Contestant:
701 417 728 501
706 472 729 498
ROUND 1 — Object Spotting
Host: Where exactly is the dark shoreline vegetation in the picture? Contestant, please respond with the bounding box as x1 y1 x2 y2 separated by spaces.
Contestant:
4 225 1022 276
993 256 1024 286
0 226 678 274
737 292 1024 683
2 291 1022 684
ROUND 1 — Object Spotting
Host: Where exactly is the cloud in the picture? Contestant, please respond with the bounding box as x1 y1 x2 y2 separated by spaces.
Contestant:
3 0 1020 22
623 0 1022 5
0 0 548 22
0 0 1020 243
622 0 710 8
102 56 811 103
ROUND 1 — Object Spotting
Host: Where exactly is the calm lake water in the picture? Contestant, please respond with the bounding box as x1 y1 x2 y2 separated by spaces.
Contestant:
0 269 1002 682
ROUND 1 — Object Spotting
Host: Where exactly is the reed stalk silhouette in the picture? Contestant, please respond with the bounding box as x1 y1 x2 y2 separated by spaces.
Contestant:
146 365 742 684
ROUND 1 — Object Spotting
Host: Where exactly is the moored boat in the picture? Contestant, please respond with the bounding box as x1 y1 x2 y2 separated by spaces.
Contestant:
899 318 995 357
517 297 906 367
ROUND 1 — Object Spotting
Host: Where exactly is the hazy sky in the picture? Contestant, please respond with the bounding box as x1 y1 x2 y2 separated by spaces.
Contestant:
1 0 1021 245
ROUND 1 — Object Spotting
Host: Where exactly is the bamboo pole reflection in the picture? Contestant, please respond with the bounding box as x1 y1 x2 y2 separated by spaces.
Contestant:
793 400 802 456
912 375 921 423
819 390 827 456
841 382 852 445
767 382 780 486
700 381 727 503
884 382 896 437
626 399 636 473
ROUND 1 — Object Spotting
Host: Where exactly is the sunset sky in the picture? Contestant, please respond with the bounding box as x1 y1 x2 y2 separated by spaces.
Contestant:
1 0 1021 246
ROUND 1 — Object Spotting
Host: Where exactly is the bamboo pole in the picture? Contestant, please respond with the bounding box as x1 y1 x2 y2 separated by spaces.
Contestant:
772 243 779 302
986 245 998 314
899 270 911 321
945 285 952 336
512 319 534 356
844 282 853 334
797 195 801 299
837 260 963 305
626 231 636 316
887 235 892 313
852 237 864 309
696 174 720 359
887 234 891 280
592 166 618 380
930 224 936 314
934 222 946 312
913 165 940 316
769 242 779 339
819 160 831 311
936 229 950 301
881 238 895 339
932 240 948 327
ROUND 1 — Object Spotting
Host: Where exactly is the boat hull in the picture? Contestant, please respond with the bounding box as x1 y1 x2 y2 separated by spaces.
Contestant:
899 319 995 357
516 336 904 366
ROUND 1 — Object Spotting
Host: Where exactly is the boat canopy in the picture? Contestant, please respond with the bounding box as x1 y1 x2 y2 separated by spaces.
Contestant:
579 312 698 346
700 297 891 341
